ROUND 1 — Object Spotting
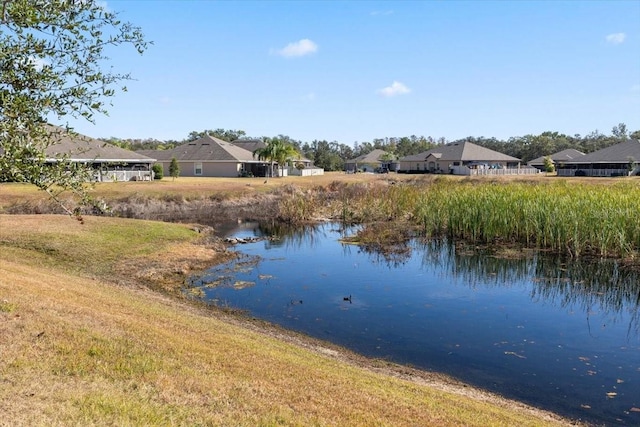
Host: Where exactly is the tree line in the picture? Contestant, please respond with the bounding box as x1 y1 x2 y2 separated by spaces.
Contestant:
103 123 639 172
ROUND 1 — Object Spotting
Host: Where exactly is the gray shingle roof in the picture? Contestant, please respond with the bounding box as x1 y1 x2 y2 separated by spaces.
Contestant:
233 139 313 163
528 149 585 166
141 135 258 162
400 142 520 162
232 139 266 153
562 139 640 164
347 149 393 163
44 126 155 163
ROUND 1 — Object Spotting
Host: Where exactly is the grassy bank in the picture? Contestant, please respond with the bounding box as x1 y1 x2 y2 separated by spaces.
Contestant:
2 174 639 259
0 214 573 426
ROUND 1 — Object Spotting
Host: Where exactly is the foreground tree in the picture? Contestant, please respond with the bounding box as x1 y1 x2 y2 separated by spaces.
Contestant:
0 0 148 215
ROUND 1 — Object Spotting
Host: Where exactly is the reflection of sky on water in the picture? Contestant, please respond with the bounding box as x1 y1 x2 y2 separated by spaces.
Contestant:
193 222 640 426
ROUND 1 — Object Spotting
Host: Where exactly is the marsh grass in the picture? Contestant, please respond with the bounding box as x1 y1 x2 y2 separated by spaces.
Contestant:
309 178 639 259
410 181 640 258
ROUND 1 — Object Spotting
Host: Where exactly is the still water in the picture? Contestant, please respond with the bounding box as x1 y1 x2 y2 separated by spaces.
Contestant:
191 222 640 426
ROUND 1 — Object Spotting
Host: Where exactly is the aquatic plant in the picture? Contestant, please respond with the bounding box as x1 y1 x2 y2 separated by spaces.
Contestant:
411 180 640 258
278 177 639 258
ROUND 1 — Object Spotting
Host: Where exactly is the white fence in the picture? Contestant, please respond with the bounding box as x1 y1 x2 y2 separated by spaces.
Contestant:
288 167 325 177
97 170 153 182
451 166 540 176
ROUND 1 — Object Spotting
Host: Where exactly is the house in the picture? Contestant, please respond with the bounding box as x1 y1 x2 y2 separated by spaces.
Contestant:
232 139 323 177
138 135 269 178
398 141 536 176
527 149 586 171
0 125 155 182
345 149 396 173
555 139 640 177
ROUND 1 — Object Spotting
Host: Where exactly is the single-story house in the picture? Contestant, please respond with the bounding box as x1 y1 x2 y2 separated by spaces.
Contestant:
138 135 270 178
345 149 397 173
555 139 640 177
232 139 323 177
0 125 155 182
398 141 536 176
527 149 586 171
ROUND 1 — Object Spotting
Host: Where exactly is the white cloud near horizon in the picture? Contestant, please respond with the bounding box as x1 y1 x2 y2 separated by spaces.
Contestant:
273 39 318 58
378 81 411 97
605 32 626 45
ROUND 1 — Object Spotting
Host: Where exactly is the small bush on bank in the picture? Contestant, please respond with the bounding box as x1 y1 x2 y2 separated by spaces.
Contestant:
152 164 163 180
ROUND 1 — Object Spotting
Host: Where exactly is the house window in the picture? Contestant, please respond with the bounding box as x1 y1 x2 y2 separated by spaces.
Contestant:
194 163 203 176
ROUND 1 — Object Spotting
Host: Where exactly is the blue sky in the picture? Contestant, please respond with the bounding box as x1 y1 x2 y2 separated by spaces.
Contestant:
67 1 640 145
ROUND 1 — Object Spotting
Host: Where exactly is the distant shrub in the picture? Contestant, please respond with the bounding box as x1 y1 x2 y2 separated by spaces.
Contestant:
152 164 163 180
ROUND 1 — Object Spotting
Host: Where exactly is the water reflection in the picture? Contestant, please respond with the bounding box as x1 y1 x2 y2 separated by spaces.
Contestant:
433 245 640 337
195 222 640 425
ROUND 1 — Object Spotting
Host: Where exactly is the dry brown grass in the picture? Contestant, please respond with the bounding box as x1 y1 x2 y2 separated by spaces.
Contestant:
0 214 577 426
3 172 636 214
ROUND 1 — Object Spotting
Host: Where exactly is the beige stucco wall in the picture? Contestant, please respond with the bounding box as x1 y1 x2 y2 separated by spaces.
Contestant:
202 162 241 177
158 161 242 178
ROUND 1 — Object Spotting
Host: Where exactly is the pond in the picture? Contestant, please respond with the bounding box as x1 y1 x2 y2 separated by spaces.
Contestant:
190 222 640 426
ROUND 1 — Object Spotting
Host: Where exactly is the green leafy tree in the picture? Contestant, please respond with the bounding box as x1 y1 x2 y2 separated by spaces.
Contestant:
0 0 148 216
311 140 344 171
253 139 278 178
612 123 628 140
169 157 180 181
543 156 555 174
187 129 247 142
152 163 163 180
273 140 299 177
628 157 636 175
253 137 299 178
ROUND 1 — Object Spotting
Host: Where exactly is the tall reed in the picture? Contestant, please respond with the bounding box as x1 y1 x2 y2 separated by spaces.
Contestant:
278 177 639 258
411 180 640 258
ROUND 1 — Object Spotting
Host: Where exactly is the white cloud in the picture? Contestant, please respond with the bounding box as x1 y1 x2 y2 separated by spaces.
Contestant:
605 33 626 45
378 81 411 97
273 39 318 58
